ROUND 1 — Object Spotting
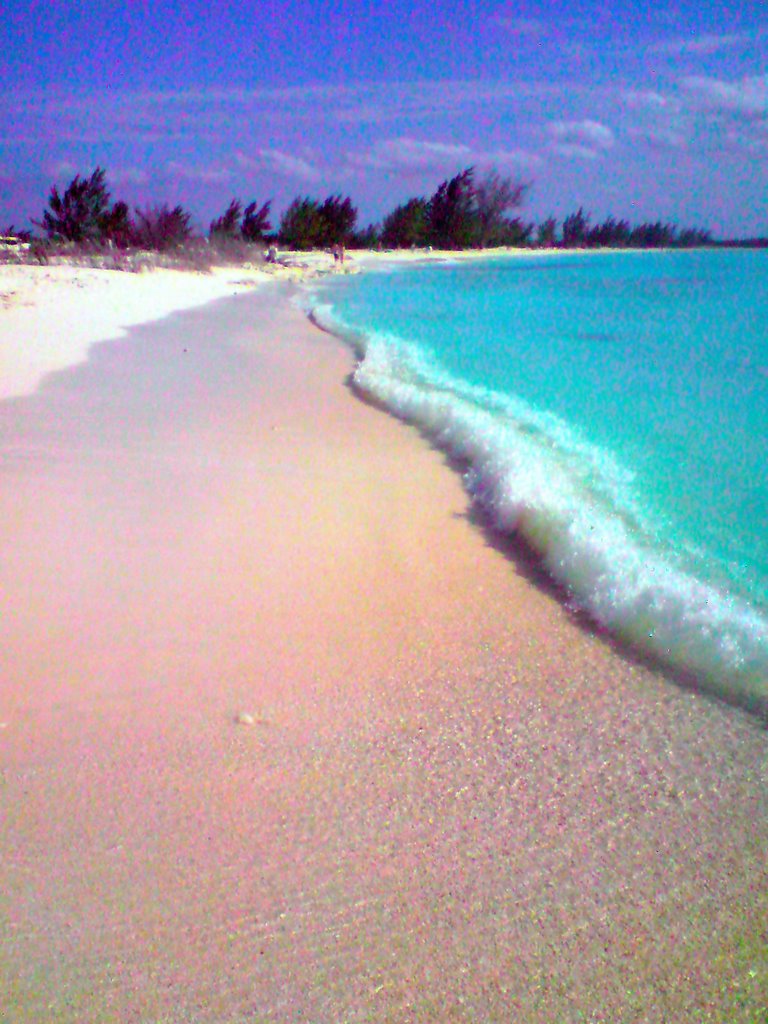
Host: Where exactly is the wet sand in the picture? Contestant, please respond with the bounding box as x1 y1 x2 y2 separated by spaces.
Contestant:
1 281 767 1022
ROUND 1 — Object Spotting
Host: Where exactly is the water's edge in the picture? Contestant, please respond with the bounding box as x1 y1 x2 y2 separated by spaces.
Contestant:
305 292 768 721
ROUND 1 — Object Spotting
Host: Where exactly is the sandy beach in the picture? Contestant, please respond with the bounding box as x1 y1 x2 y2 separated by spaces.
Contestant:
1 259 767 1022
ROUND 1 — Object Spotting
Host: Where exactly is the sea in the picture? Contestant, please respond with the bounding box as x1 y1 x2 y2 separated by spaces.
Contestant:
305 250 768 714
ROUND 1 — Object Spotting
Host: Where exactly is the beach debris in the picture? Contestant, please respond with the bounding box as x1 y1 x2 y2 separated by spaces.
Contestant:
234 709 269 727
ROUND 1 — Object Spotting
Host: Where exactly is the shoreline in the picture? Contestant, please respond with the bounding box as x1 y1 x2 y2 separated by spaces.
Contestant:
2 265 767 1021
307 252 768 721
0 244 682 402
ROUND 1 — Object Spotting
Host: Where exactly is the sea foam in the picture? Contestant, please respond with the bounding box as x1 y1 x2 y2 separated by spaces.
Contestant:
310 298 768 716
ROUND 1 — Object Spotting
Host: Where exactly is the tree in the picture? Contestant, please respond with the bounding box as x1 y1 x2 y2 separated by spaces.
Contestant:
1 224 32 243
317 195 357 246
241 200 272 242
208 198 272 243
427 167 478 248
209 199 243 239
350 222 380 249
278 194 357 249
629 221 677 248
562 207 591 248
422 166 530 249
38 167 129 245
100 200 133 247
677 226 712 247
475 170 529 247
381 198 429 248
586 216 631 248
536 217 558 248
132 204 194 251
498 217 534 247
278 197 325 249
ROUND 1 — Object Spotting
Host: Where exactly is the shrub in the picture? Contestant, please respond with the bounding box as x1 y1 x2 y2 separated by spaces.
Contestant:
1 224 32 243
536 216 558 247
132 204 194 251
241 200 272 242
278 194 357 249
562 207 591 247
427 168 478 248
37 167 129 245
209 199 243 239
317 195 357 246
475 172 530 247
381 198 429 248
350 223 380 249
278 197 325 250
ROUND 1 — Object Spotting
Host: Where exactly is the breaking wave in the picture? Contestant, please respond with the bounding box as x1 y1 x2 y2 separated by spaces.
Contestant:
310 299 768 717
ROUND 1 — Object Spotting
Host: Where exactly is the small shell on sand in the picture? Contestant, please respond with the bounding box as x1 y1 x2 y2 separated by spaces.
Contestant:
234 711 268 726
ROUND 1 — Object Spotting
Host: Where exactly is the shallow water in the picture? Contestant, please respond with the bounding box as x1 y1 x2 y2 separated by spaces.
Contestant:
308 250 768 711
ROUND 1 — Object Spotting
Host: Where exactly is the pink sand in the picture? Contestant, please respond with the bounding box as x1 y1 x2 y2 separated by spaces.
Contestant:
1 280 766 1022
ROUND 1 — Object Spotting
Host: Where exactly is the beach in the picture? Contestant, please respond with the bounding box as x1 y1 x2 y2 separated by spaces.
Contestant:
1 259 766 1022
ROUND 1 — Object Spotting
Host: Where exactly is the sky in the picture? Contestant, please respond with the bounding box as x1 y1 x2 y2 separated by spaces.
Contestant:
1 0 766 238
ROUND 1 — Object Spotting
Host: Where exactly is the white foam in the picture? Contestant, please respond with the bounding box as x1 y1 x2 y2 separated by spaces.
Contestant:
312 301 768 714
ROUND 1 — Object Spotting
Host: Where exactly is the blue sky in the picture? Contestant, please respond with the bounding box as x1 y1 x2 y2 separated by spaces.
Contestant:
2 0 766 237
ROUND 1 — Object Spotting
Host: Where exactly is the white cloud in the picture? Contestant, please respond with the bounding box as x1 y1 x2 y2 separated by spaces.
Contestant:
165 161 234 185
649 32 753 56
682 74 768 116
50 160 78 181
627 125 687 149
552 143 600 161
671 75 768 155
238 149 321 183
623 89 675 110
349 137 541 178
622 91 687 148
110 166 150 185
352 137 473 172
548 119 614 159
483 147 542 170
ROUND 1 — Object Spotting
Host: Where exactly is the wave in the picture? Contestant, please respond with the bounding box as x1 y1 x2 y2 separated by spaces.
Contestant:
310 300 768 717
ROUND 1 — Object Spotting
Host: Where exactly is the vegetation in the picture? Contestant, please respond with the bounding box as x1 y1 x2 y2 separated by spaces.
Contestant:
209 198 272 243
278 194 357 249
209 199 242 239
376 168 531 249
562 207 591 248
381 197 429 248
36 167 131 245
428 167 478 248
536 216 558 248
473 169 531 247
241 200 272 242
1 224 32 243
558 207 712 249
132 204 194 251
349 222 379 249
7 163 764 268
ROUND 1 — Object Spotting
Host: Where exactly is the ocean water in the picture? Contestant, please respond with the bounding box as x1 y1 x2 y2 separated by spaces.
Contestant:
307 250 768 713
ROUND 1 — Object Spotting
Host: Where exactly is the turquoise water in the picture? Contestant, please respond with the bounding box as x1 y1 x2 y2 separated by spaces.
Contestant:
307 251 768 712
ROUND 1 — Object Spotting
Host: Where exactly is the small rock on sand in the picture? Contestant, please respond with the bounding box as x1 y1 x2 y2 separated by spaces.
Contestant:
234 710 269 727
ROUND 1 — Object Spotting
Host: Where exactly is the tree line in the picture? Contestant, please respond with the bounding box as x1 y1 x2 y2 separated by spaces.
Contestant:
1 165 723 253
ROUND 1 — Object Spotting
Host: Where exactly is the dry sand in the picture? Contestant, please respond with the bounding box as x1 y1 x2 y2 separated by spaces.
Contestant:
1 264 767 1022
